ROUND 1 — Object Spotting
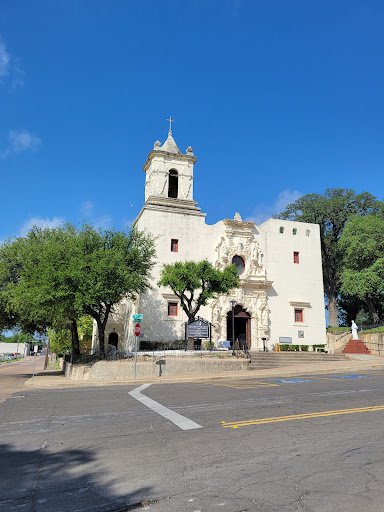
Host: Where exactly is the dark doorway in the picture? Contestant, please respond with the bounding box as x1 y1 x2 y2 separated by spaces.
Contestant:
108 332 118 349
168 170 178 198
227 305 251 348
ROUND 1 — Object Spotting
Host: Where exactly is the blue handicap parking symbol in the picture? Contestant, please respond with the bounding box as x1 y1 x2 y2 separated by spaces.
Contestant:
333 375 372 379
275 379 313 384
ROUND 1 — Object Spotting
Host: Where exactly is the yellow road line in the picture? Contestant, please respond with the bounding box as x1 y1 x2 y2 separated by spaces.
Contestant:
222 405 384 428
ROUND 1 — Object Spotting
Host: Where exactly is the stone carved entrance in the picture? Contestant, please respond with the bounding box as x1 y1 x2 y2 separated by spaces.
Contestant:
227 305 251 348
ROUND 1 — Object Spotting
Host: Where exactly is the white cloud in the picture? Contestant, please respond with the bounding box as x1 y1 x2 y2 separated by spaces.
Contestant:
245 189 302 225
80 200 94 218
1 130 41 159
20 217 64 237
0 40 24 88
0 42 10 78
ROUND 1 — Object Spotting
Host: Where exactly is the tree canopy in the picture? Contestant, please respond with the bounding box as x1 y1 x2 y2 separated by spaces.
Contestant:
158 260 239 322
339 214 384 323
0 223 156 356
274 188 382 326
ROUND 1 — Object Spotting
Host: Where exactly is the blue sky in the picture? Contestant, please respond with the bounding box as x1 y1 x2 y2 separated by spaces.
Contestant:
0 0 383 241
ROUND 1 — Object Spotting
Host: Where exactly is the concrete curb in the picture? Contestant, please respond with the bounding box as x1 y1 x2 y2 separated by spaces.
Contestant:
24 359 384 389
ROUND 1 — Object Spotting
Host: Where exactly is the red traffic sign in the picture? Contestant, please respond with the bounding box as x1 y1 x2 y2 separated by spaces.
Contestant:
134 323 141 337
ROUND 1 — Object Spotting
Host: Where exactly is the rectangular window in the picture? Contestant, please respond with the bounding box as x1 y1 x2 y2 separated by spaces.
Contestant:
294 251 299 264
168 302 178 316
171 239 178 252
294 309 303 322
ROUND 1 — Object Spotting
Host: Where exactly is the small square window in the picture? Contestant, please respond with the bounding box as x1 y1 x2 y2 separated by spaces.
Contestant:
171 239 178 252
294 251 299 264
295 309 303 322
168 302 178 316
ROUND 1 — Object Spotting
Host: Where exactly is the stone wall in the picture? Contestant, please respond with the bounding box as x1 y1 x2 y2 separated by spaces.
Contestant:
64 356 250 381
326 331 351 353
358 332 384 355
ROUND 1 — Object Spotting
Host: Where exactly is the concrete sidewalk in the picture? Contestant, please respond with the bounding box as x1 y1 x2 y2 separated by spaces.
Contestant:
24 355 384 389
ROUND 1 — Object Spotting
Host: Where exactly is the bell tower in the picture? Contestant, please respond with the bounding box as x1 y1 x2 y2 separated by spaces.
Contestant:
142 118 203 215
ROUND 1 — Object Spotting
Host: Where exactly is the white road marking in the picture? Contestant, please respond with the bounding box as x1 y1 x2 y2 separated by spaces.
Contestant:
128 384 202 431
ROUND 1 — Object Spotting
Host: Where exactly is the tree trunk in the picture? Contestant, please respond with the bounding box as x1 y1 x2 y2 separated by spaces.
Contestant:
96 318 105 357
69 320 80 356
365 296 380 323
327 293 339 327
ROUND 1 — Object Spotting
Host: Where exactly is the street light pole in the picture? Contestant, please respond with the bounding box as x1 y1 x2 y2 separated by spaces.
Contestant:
230 300 237 356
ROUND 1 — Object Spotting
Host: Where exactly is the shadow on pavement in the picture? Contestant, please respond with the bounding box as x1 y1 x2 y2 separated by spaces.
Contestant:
0 443 155 512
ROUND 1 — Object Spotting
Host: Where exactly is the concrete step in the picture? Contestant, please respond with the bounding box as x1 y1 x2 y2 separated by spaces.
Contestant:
342 339 371 355
248 352 348 370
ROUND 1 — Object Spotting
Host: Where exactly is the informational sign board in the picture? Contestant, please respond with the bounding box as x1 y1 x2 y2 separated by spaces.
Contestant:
279 337 292 344
134 323 141 336
187 319 210 339
132 314 143 321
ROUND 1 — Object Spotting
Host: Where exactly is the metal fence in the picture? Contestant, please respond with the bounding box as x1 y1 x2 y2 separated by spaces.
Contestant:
359 322 384 332
64 344 250 364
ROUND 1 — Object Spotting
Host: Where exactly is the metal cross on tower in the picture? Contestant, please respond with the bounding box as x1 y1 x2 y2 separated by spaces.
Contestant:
166 116 175 134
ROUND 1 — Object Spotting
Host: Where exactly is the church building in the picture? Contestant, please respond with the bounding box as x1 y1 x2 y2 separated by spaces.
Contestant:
93 124 326 353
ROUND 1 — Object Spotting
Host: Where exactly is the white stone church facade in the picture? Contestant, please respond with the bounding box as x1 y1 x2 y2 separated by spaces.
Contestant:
93 127 326 353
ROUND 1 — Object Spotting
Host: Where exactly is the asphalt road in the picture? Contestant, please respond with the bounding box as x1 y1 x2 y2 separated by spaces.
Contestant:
1 370 384 512
0 355 45 402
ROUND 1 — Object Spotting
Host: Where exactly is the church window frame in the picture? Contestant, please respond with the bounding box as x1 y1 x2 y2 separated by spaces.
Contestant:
294 309 303 322
293 228 297 235
171 239 178 252
168 302 178 317
293 251 300 264
290 301 310 327
280 226 284 234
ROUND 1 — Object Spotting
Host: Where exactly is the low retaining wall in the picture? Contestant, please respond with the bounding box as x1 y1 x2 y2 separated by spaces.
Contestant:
358 332 384 355
64 356 250 381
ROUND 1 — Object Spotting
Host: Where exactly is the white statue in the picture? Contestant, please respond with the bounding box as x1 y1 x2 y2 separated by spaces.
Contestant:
213 306 221 324
351 320 358 340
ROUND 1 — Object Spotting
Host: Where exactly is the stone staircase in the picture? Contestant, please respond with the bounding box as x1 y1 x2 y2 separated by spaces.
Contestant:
342 339 371 355
248 351 348 370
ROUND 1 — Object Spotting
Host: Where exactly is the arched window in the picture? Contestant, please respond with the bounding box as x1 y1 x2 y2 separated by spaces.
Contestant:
279 226 284 234
292 228 297 235
232 255 245 275
168 169 178 198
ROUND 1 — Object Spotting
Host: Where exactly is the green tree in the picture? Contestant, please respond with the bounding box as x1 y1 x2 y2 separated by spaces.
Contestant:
76 225 156 356
339 215 384 323
0 224 84 354
158 260 239 322
274 189 382 326
0 224 156 357
48 316 93 354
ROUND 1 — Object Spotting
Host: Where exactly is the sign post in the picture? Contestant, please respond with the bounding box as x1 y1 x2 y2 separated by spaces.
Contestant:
133 316 142 379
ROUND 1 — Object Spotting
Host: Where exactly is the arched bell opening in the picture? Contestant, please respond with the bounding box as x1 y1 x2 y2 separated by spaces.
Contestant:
227 305 251 348
168 169 178 198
